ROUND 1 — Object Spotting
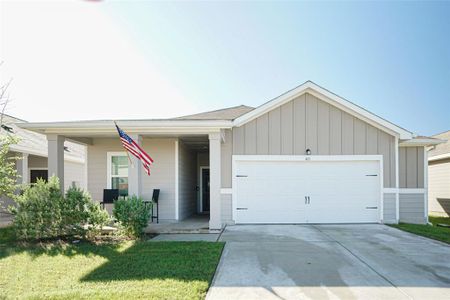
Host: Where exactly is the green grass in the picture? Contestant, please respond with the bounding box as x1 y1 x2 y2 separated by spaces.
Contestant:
429 215 450 226
390 216 450 244
0 227 224 299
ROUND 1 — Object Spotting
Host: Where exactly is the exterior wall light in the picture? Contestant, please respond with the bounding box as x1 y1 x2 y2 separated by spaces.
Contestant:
306 149 311 155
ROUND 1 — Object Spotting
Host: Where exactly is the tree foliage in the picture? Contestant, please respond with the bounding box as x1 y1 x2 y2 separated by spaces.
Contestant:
11 176 110 240
0 135 20 205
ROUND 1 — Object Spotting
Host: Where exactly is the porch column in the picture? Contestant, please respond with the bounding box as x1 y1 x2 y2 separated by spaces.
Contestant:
47 134 65 191
209 132 222 230
16 153 29 184
128 134 142 197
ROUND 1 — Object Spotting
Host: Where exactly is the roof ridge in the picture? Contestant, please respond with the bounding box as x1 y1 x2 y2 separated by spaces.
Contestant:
175 104 254 120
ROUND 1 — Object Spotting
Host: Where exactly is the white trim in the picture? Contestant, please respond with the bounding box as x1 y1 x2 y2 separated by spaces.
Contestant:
220 188 232 194
428 152 450 161
395 137 400 222
399 188 426 194
232 155 384 223
106 151 128 190
9 144 85 164
174 139 179 220
384 188 426 194
232 154 383 162
424 149 429 223
199 166 210 212
232 81 413 139
84 145 88 191
399 138 445 147
18 120 230 135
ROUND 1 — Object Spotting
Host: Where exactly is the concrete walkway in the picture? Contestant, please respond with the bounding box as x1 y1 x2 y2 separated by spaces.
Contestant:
145 214 211 234
207 224 450 300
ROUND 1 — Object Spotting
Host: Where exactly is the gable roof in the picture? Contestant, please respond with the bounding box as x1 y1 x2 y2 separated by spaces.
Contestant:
233 81 414 139
175 105 254 120
1 114 85 163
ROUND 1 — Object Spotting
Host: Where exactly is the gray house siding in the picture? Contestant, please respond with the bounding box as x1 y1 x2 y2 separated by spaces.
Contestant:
232 92 396 188
399 193 426 224
428 158 450 217
88 138 176 221
399 146 425 188
178 141 197 220
221 194 233 224
383 193 397 224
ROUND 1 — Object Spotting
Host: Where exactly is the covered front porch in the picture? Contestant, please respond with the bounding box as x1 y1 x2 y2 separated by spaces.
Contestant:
145 214 211 234
33 124 225 231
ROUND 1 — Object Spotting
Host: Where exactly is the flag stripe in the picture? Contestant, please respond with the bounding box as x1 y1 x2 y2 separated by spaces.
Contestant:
116 124 154 176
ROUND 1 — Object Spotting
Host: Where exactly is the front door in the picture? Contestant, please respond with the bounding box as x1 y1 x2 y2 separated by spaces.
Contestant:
201 168 210 212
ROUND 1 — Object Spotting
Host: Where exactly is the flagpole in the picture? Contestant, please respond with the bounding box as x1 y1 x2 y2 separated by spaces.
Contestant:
114 121 134 168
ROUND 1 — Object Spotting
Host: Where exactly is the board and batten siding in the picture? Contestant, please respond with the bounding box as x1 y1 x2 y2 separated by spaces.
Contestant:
399 146 425 188
178 141 197 220
232 93 396 188
88 138 176 221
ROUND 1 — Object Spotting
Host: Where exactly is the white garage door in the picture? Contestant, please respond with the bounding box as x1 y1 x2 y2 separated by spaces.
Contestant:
234 157 381 224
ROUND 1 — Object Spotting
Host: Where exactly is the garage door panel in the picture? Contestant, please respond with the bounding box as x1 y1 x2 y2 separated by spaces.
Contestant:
234 158 381 224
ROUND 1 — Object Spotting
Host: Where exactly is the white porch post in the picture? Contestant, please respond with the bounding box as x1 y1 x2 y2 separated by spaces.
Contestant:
209 132 222 230
47 134 65 191
127 134 142 197
16 153 29 184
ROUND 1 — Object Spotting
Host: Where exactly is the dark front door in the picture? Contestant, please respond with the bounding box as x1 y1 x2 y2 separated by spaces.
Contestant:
202 168 210 212
30 169 48 184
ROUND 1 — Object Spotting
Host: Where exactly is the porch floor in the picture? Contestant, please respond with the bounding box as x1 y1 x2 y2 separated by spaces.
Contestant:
145 214 212 234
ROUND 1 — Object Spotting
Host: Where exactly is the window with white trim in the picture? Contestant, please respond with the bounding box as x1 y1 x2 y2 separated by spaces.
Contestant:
107 153 129 197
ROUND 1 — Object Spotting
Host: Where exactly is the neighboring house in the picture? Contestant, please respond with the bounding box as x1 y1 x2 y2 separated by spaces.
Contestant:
17 81 443 229
428 130 450 217
0 114 86 223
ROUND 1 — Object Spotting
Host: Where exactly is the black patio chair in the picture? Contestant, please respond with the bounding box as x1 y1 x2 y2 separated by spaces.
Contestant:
151 189 160 223
100 189 119 209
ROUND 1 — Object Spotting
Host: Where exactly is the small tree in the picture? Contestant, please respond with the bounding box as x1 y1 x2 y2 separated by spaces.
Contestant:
0 67 20 210
0 135 20 203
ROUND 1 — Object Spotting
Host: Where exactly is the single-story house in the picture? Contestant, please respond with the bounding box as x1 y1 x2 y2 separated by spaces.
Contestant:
428 130 450 217
0 114 86 224
17 81 444 229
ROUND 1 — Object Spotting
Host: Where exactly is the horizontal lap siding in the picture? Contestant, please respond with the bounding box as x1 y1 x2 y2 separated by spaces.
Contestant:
232 92 396 188
221 194 233 224
399 193 425 224
178 142 197 220
428 159 450 216
88 138 176 221
64 161 86 191
383 193 397 223
141 139 176 221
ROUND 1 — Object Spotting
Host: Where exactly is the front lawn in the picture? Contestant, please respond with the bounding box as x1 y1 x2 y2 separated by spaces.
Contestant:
0 227 224 299
390 216 450 244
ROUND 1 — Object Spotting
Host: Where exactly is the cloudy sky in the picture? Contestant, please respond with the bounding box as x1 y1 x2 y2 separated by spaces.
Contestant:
1 1 449 135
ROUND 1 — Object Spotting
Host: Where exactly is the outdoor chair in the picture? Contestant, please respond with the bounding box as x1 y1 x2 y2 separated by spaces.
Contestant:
100 189 119 209
151 189 160 223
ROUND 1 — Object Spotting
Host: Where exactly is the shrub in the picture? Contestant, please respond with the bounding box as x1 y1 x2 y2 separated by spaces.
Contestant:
11 176 109 240
62 185 110 237
113 195 151 238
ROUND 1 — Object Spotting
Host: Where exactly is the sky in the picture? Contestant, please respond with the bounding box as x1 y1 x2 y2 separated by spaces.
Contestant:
1 0 449 136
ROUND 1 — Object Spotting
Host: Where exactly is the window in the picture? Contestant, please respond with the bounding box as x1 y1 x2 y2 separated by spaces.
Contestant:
30 169 48 184
107 152 129 197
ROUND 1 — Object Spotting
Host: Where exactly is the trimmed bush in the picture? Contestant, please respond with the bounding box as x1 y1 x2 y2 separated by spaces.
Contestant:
113 195 151 238
10 176 109 240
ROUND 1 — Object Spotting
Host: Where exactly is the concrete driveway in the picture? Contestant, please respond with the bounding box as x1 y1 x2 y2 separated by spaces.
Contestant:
207 224 450 300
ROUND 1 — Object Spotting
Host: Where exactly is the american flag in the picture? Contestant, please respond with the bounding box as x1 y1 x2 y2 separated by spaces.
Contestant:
115 124 154 175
